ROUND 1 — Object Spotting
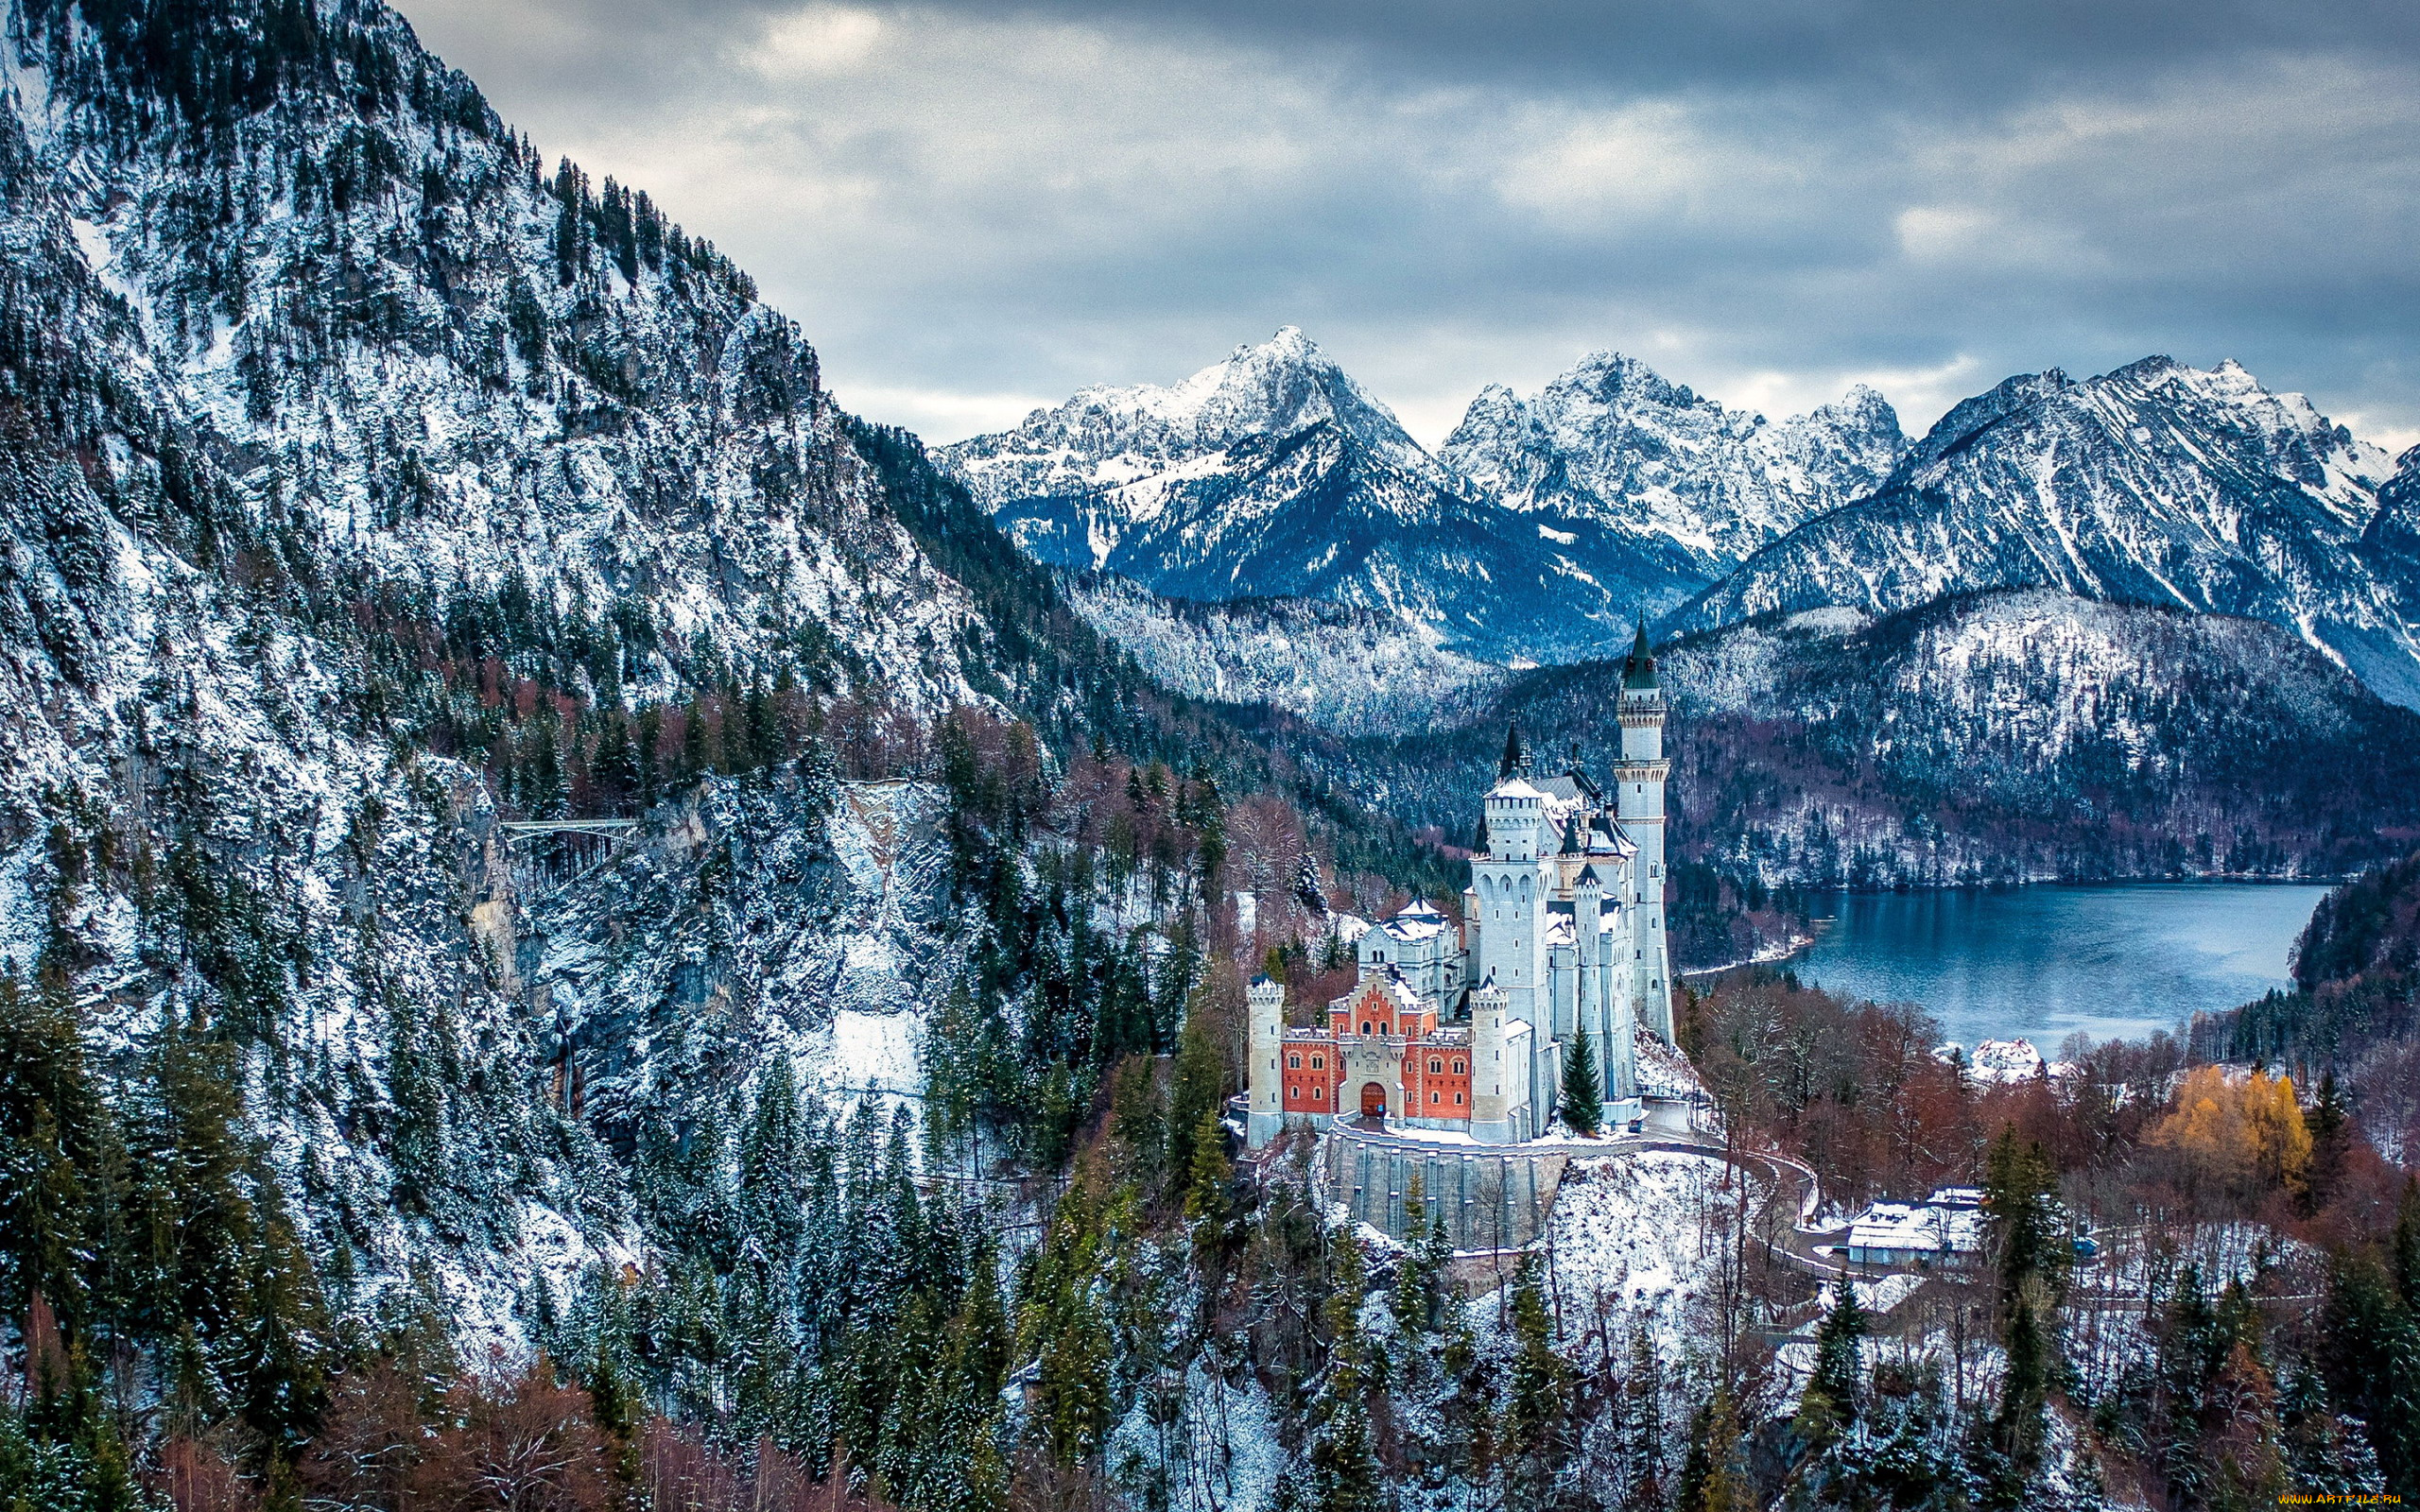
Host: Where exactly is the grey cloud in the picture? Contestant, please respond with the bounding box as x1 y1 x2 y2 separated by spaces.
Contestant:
392 0 2420 448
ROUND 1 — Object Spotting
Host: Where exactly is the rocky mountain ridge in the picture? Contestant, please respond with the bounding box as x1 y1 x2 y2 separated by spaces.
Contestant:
1682 357 2420 706
940 328 1632 661
1440 350 1907 610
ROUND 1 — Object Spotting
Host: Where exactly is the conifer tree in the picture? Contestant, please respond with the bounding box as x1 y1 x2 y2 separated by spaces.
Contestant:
1678 1390 1755 1512
1616 1324 1666 1512
1502 1256 1571 1510
1562 1026 1601 1137
1796 1285 1865 1445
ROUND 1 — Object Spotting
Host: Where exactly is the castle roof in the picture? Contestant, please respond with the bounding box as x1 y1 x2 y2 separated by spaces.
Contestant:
1623 619 1659 691
1535 767 1601 805
1376 901 1450 943
1497 724 1529 780
1489 777 1547 801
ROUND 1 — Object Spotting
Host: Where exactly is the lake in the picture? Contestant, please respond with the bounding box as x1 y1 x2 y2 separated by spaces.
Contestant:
1787 884 2334 1053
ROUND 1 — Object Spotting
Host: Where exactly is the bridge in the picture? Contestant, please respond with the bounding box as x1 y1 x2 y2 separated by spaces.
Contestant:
501 818 642 896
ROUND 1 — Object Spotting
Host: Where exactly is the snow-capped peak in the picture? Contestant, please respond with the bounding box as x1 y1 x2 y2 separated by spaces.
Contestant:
1440 350 1909 599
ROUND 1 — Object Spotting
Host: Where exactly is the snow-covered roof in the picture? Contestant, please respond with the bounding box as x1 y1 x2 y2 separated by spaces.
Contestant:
1533 771 1599 804
1488 777 1547 801
1376 901 1449 942
1846 1201 1983 1255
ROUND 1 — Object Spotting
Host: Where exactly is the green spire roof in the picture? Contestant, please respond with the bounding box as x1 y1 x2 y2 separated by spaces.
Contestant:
1622 617 1658 691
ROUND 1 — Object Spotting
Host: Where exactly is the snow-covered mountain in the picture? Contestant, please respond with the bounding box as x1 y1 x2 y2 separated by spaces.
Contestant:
1441 352 1907 611
1060 572 1506 732
1680 358 2420 707
0 0 1206 1336
937 329 1630 661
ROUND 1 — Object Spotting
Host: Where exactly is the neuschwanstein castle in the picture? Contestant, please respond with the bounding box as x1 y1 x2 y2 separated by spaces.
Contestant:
1246 628 1676 1147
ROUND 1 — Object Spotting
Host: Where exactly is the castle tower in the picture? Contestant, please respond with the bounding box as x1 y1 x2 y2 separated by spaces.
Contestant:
1616 621 1675 1043
1473 774 1550 1030
1468 979 1517 1143
1246 976 1287 1147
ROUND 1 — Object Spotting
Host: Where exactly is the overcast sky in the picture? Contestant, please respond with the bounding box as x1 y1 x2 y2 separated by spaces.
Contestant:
394 0 2420 451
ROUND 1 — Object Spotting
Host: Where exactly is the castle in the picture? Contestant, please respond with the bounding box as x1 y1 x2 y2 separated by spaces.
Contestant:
1246 627 1675 1147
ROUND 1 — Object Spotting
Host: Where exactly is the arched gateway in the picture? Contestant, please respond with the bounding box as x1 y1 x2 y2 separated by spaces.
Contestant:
1360 1083 1388 1119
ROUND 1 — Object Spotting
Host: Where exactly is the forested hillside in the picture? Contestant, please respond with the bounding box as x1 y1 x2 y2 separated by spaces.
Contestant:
0 0 1453 1504
2204 849 2420 1161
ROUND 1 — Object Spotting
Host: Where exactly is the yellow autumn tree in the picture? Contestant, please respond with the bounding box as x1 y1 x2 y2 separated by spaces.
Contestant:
2149 1067 2311 1198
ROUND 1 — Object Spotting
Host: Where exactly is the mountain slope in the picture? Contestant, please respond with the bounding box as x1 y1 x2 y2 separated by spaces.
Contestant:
1679 358 2420 707
0 0 1461 1353
937 328 1629 661
1441 352 1906 611
1057 571 1506 732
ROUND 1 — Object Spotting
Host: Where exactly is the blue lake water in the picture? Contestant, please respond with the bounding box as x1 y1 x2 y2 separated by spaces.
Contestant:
1788 884 2333 1053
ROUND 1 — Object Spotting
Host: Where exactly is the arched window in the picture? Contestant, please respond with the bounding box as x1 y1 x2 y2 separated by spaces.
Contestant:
1288 1055 1301 1069
1313 1086 1323 1100
1311 1057 1323 1069
1456 1092 1464 1105
1429 1057 1443 1074
1430 1091 1441 1104
1454 1059 1466 1074
1360 1021 1372 1036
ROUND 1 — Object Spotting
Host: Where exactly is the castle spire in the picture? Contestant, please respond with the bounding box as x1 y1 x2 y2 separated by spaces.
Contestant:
1498 723 1529 780
1622 615 1658 691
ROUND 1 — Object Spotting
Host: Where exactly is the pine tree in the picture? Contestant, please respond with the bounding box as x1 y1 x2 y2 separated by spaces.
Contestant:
1164 1003 1224 1205
1561 1026 1601 1137
1183 1108 1234 1263
1617 1323 1666 1512
1796 1285 1866 1445
1682 1390 1755 1512
1502 1256 1570 1510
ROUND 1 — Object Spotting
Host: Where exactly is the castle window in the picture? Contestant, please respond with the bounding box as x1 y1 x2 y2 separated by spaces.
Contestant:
1454 1059 1465 1074
1313 1087 1323 1100
1429 1058 1443 1074
1430 1091 1441 1104
1288 1055 1301 1069
1456 1092 1464 1105
1361 1022 1372 1035
1311 1057 1323 1069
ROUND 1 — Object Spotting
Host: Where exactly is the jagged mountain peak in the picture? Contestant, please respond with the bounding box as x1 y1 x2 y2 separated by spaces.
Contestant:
1685 353 2420 708
939 331 1630 660
1440 349 1907 609
1021 325 1437 482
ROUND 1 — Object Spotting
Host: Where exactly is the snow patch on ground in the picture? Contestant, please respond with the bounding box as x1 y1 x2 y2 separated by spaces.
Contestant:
1541 1149 1761 1356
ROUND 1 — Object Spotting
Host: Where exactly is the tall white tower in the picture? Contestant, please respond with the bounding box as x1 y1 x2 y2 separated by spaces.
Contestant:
1246 976 1287 1146
1615 621 1675 1043
1473 778 1550 1030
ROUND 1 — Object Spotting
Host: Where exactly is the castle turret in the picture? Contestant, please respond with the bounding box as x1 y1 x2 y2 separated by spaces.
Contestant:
1469 979 1514 1142
1246 976 1287 1147
1616 621 1674 1043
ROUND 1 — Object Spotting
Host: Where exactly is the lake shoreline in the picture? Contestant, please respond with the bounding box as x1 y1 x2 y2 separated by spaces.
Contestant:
1769 881 2331 1050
